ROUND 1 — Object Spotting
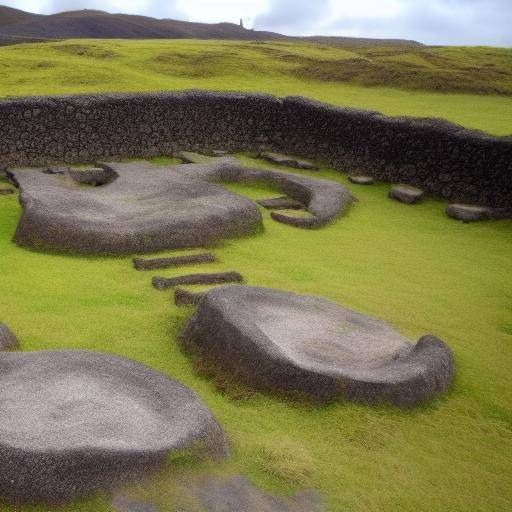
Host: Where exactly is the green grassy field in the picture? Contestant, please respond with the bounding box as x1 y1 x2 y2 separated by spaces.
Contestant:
0 39 511 134
1 154 511 512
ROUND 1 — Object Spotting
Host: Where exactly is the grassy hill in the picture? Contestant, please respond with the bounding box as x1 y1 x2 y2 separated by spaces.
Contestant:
0 39 511 135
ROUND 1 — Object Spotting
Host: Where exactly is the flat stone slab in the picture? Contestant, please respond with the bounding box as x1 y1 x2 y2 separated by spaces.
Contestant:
0 323 18 350
133 253 216 271
0 187 14 195
11 160 354 254
256 197 304 210
389 185 425 204
153 271 243 290
446 203 512 222
181 286 455 406
348 175 374 185
0 350 227 504
260 152 318 170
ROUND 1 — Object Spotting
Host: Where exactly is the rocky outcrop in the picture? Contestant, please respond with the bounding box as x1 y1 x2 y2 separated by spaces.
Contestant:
0 350 228 504
180 285 455 407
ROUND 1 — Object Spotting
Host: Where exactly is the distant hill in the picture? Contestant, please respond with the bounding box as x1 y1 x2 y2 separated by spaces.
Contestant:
0 5 422 46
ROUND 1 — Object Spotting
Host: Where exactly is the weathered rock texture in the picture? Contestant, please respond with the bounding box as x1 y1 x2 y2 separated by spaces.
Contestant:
0 91 510 207
11 159 353 254
348 175 374 185
446 203 512 222
181 285 455 406
0 350 227 504
259 152 318 170
256 197 304 210
0 323 18 350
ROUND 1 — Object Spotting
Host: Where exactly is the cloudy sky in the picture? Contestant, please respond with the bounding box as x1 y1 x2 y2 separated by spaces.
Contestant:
3 0 512 46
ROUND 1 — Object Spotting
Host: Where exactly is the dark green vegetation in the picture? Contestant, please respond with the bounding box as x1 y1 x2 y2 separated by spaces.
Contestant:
1 155 511 511
0 39 511 134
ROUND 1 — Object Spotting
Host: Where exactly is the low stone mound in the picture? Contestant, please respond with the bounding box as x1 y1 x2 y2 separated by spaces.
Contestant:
259 152 318 170
389 185 425 204
11 159 354 254
446 203 512 222
153 271 243 290
68 166 118 187
181 286 455 406
0 350 227 504
348 175 374 185
256 196 304 210
133 253 216 271
0 323 18 350
0 187 14 195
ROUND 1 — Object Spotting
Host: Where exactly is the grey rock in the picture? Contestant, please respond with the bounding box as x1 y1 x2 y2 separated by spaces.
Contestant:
0 350 228 504
348 175 374 185
133 253 216 271
175 288 206 307
0 323 18 350
11 160 354 254
0 188 14 195
260 152 318 170
256 197 304 210
192 475 322 512
153 271 243 290
212 150 229 157
446 203 512 222
389 185 425 204
180 286 455 406
68 166 118 186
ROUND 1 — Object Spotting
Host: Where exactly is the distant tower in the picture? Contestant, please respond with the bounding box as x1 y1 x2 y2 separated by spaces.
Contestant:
240 18 244 29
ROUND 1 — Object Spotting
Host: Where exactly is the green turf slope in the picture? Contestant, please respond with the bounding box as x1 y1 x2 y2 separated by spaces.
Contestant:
0 39 511 134
1 156 511 512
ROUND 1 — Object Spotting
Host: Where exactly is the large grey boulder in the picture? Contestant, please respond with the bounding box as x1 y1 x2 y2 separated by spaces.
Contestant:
0 323 18 350
181 286 454 407
0 350 228 504
10 159 354 254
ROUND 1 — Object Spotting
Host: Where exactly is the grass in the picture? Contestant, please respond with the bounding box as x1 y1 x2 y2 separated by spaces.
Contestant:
0 154 511 511
0 39 511 134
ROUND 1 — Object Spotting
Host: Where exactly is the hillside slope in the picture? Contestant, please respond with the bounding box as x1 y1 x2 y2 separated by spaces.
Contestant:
0 5 421 46
0 39 510 135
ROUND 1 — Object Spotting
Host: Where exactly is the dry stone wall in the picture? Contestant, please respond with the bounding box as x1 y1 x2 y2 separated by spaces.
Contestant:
0 90 510 207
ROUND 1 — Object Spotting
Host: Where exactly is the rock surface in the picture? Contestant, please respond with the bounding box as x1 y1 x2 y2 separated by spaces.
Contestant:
260 152 318 170
256 197 304 210
348 175 374 185
0 350 227 504
446 203 512 222
389 185 425 204
0 187 14 195
0 323 18 350
133 253 216 271
181 285 455 406
153 271 243 290
11 159 354 254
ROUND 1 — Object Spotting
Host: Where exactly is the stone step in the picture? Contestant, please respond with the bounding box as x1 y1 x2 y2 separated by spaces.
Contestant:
348 175 374 185
259 151 318 170
152 271 243 290
389 185 425 204
256 197 304 210
134 253 216 271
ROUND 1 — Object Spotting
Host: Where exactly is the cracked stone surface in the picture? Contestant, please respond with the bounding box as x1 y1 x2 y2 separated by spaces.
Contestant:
181 285 455 406
0 350 228 504
10 159 354 254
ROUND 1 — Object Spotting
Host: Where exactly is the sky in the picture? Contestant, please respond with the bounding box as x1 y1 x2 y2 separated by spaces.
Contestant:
2 0 512 46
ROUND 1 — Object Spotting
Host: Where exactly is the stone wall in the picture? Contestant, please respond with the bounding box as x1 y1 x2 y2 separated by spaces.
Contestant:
0 90 510 207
